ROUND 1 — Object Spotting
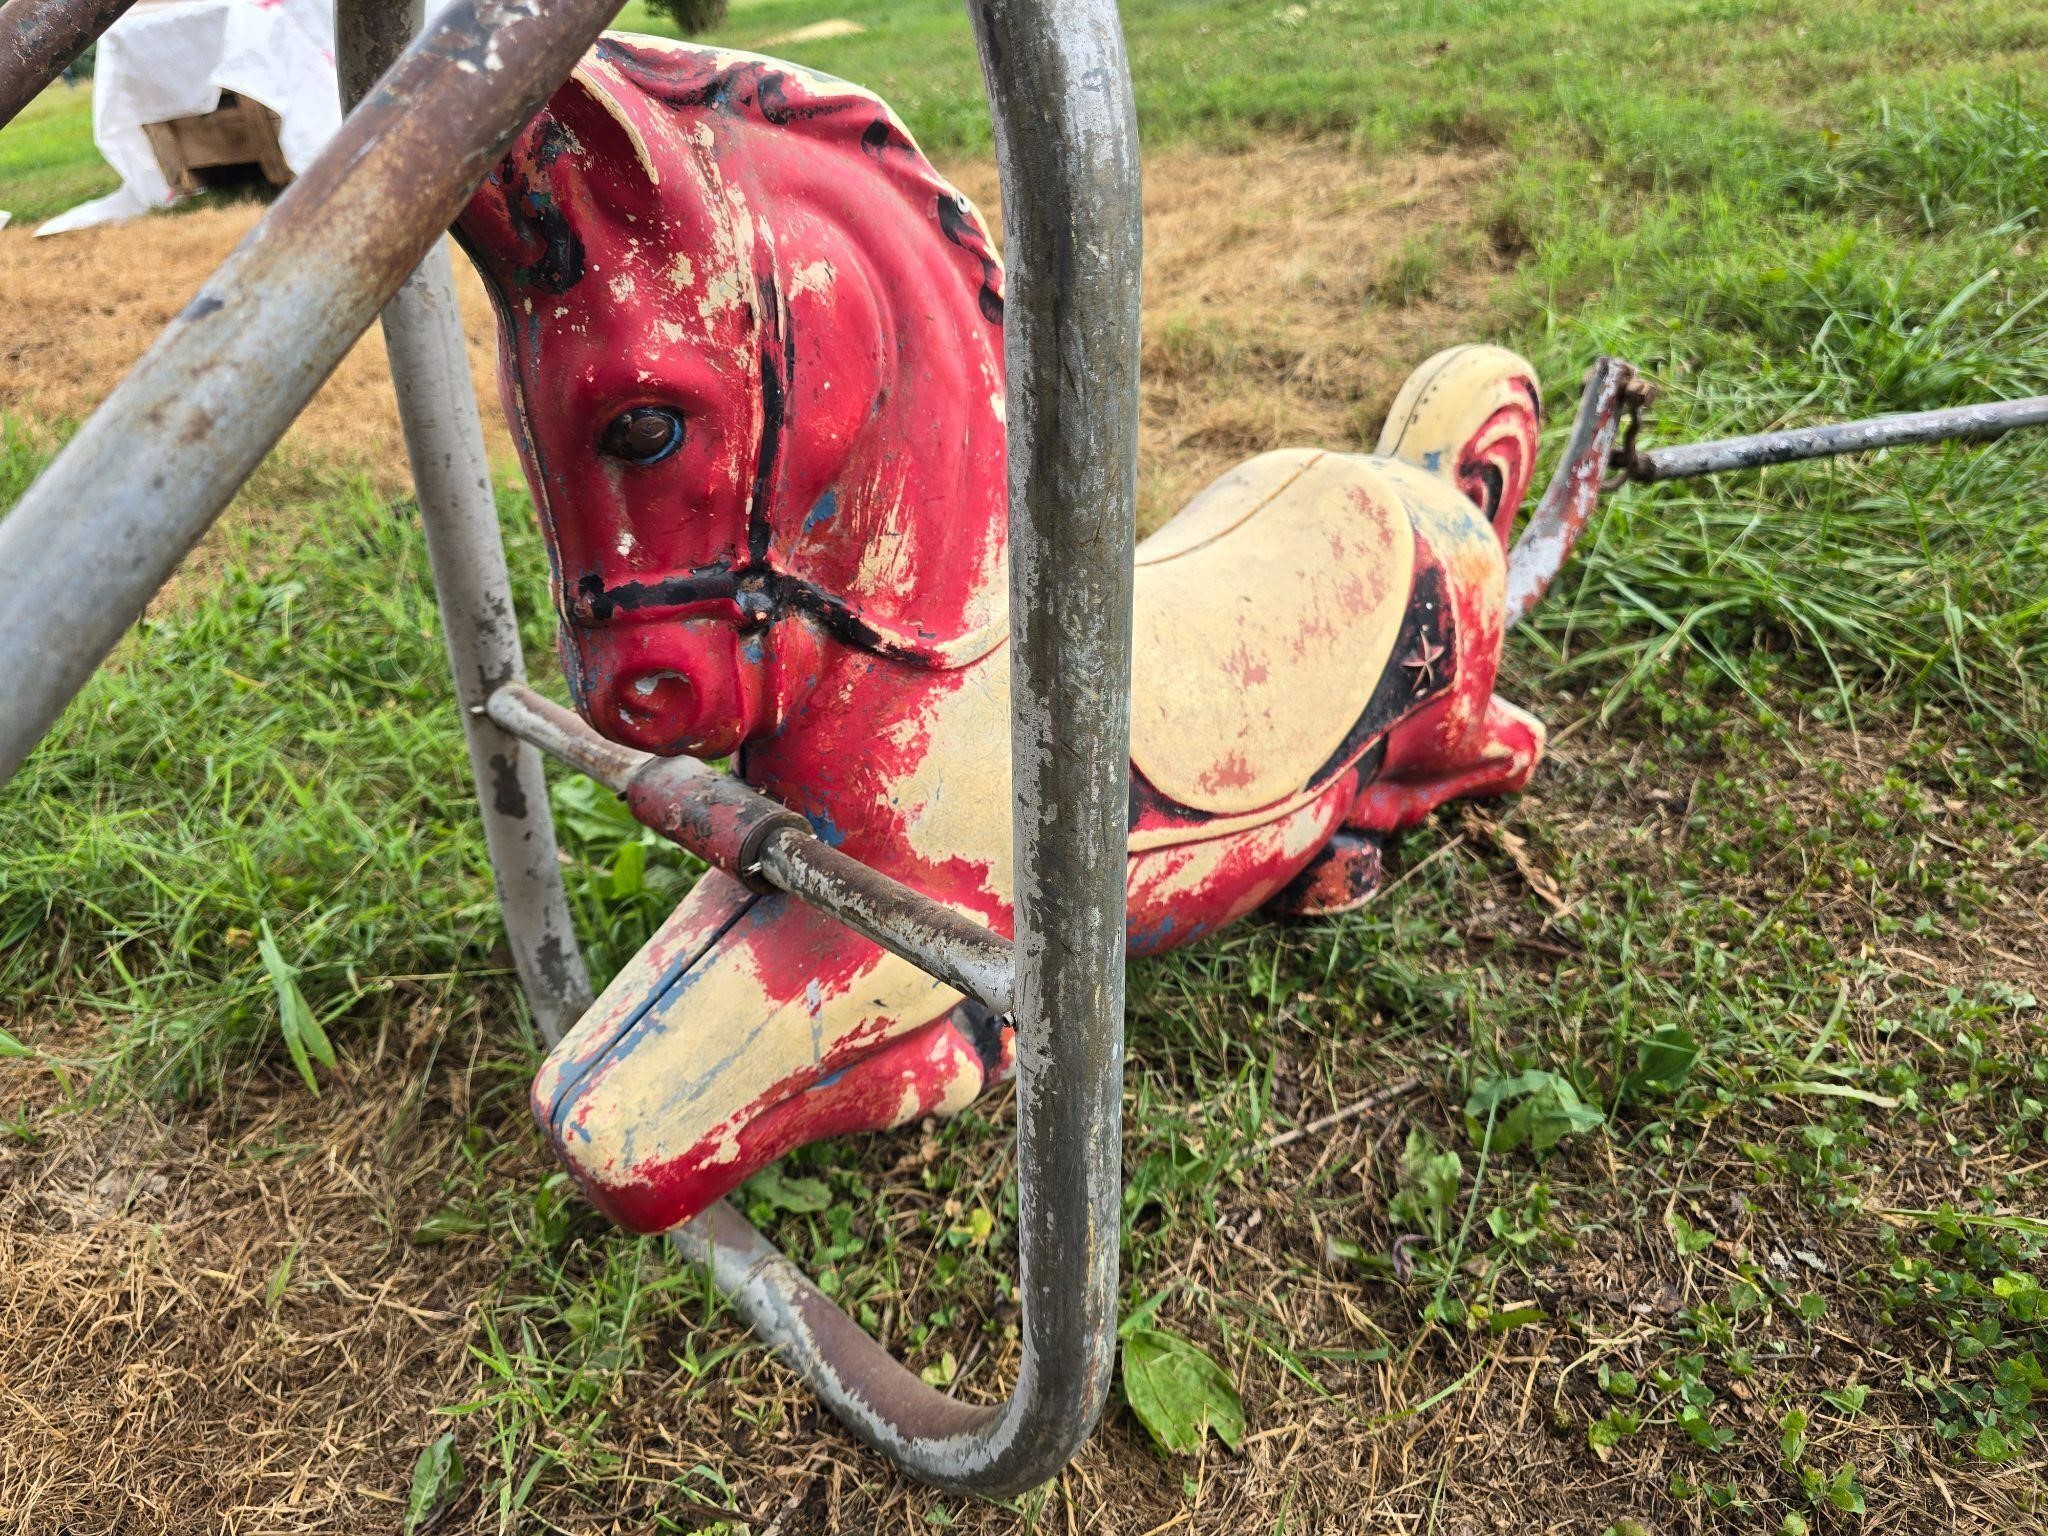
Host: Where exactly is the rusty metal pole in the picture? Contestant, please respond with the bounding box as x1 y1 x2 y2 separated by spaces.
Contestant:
668 0 1142 1494
1504 357 1636 631
0 0 133 130
1625 394 2048 482
336 0 591 1046
0 0 624 786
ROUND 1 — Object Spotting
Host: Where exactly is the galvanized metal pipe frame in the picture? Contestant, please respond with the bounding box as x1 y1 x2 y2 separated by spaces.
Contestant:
668 0 1140 1487
0 0 133 130
0 0 1141 1492
0 0 631 785
1626 394 2048 483
336 0 591 1046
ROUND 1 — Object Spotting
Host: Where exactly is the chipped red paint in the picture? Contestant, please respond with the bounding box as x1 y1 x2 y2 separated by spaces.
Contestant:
461 41 1574 1235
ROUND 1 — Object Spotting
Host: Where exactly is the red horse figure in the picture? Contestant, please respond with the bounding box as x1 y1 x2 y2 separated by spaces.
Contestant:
458 39 1554 1235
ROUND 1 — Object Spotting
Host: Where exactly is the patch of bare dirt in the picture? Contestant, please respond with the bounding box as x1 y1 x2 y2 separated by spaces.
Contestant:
0 204 514 486
0 1001 534 1535
0 142 1511 545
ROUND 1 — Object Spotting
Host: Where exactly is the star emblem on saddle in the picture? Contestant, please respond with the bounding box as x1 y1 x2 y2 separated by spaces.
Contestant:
1402 633 1447 692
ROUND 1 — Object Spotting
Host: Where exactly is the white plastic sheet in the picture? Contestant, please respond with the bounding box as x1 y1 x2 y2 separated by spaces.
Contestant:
35 0 339 236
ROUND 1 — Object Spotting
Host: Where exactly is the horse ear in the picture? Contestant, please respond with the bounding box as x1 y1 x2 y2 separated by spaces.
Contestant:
456 60 664 288
541 62 667 218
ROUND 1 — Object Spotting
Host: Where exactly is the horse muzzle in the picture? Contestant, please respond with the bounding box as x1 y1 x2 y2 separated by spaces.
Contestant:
564 612 765 759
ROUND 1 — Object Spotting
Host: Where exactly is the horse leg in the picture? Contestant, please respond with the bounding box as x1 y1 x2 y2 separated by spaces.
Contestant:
1268 830 1388 916
1347 694 1546 836
534 880 978 1233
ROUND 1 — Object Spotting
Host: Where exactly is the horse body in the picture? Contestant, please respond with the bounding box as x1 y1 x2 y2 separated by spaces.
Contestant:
460 38 1551 1235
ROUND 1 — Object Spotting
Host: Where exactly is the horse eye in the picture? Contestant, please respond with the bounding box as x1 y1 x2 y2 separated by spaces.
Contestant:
600 407 684 465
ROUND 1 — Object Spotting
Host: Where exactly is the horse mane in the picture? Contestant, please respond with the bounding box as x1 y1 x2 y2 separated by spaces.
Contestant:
585 37 1005 323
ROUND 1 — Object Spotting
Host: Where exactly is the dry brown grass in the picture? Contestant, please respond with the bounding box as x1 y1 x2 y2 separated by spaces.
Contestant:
14 143 2041 1534
0 142 1528 1533
0 203 514 484
0 141 1507 544
0 998 529 1534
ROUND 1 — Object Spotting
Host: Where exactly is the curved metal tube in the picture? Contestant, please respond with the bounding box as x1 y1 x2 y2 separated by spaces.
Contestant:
1504 355 1635 631
672 0 1142 1495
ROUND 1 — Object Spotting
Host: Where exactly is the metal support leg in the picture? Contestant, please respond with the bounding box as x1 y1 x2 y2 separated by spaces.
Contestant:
665 0 1143 1496
338 0 591 1046
1504 357 1636 631
0 0 135 130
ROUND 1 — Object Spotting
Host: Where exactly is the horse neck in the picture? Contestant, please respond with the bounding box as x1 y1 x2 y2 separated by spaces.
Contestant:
782 188 1008 660
741 640 1012 887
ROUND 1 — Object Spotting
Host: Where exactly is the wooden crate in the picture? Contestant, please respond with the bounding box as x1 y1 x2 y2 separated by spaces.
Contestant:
141 91 292 197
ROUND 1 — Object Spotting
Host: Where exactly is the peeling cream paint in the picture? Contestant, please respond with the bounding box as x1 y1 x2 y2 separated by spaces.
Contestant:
1130 449 1414 815
895 669 1015 907
698 266 746 321
934 1041 985 1115
570 61 663 186
790 258 836 299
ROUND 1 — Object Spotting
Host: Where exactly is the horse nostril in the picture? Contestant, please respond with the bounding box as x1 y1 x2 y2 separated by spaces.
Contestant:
620 669 690 716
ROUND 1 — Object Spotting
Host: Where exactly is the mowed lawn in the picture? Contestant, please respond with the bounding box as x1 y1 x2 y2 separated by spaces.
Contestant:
2 2 2047 1532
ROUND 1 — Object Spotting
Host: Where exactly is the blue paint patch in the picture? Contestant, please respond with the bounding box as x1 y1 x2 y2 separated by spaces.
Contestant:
1127 914 1177 957
1422 449 1443 473
805 808 848 847
802 488 841 534
809 1066 848 1092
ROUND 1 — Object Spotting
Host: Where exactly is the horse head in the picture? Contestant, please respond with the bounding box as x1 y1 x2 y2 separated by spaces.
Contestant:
458 40 1009 758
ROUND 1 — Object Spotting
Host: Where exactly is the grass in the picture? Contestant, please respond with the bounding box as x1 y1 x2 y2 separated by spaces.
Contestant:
3 1 2048 1530
0 78 113 223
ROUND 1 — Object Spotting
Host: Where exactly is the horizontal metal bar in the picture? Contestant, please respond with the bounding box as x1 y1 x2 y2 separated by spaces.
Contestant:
486 684 1016 1015
1630 395 2048 483
0 0 625 787
483 680 650 792
753 829 1015 1016
0 0 135 131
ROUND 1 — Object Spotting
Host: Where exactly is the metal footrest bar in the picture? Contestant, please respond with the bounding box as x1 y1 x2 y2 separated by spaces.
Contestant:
1620 393 2048 483
487 683 1017 1016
